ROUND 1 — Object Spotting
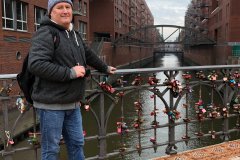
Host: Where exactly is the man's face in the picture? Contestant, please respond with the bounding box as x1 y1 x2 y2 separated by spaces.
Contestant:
50 2 72 29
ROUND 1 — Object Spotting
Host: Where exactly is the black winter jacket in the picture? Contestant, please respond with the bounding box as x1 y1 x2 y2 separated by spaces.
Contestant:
28 16 108 104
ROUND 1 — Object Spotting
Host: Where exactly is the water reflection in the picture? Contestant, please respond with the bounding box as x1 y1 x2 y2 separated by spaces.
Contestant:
108 54 187 159
159 54 181 68
102 54 230 160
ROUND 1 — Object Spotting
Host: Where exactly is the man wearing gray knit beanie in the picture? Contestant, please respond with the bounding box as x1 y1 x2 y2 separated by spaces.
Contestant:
28 0 116 160
47 0 73 29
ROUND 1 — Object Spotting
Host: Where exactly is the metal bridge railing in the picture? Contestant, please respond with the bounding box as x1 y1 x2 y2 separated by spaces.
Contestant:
1 65 240 160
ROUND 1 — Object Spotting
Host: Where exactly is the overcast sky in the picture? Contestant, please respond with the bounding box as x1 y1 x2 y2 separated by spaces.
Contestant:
145 0 192 26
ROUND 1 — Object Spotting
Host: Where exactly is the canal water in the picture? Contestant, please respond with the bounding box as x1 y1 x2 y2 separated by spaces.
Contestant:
1 54 238 160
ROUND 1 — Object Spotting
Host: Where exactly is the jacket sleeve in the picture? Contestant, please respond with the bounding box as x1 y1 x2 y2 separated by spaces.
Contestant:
79 37 108 73
28 26 71 82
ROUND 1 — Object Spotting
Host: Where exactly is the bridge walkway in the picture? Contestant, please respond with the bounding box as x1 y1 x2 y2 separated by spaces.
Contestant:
153 139 240 160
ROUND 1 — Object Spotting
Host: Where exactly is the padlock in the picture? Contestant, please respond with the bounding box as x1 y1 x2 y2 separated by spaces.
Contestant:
84 104 90 111
195 132 204 137
150 94 156 98
131 75 141 86
223 77 228 81
116 91 124 97
83 130 86 137
172 91 179 98
229 79 236 87
133 123 139 129
119 147 126 152
136 144 141 149
182 73 192 80
183 118 190 122
148 76 159 85
209 131 216 139
151 120 159 127
116 78 127 85
116 122 122 134
7 139 14 146
196 71 206 79
150 109 159 116
150 137 156 144
117 127 122 134
99 82 115 93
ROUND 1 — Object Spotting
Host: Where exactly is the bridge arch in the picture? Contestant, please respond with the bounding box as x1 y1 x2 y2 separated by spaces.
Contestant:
113 24 216 47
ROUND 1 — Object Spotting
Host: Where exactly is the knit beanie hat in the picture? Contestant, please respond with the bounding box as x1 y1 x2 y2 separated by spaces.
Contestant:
48 0 73 14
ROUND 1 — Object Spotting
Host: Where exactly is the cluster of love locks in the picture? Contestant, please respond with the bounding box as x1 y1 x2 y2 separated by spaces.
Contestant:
11 70 240 147
98 70 240 145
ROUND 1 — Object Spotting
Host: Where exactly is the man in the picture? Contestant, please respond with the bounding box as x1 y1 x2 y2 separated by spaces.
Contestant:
28 0 116 159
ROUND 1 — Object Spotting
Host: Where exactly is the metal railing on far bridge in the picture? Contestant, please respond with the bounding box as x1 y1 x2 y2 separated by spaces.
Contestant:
1 64 240 160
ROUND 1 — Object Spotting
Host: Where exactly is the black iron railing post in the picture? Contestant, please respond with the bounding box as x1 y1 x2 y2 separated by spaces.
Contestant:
1 80 13 160
98 92 107 159
32 107 38 160
165 71 177 155
221 82 230 141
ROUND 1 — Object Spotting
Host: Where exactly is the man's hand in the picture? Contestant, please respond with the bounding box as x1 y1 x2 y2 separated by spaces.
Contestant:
107 66 116 74
72 65 86 78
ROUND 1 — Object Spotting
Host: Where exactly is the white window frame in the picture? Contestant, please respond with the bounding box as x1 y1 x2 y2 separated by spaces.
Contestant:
2 0 14 30
16 1 27 31
78 0 82 12
34 6 46 31
2 0 28 31
83 2 87 16
79 21 87 40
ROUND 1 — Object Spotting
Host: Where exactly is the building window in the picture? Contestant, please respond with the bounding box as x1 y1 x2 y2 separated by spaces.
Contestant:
226 3 229 18
118 11 122 28
225 23 228 39
119 20 122 28
2 0 14 29
83 2 87 16
79 21 87 40
78 0 82 12
115 0 122 5
35 7 46 30
16 1 27 31
2 0 28 31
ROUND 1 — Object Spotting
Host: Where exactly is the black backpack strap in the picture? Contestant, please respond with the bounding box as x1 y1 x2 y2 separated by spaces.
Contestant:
17 53 35 104
45 25 60 49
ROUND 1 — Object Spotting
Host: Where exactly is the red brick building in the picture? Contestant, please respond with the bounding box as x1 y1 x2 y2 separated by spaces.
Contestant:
89 0 154 41
185 0 240 65
0 0 90 74
0 0 153 74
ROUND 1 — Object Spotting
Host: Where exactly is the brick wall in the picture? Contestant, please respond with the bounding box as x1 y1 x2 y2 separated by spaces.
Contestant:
101 43 153 68
0 0 48 74
184 45 232 65
184 45 214 65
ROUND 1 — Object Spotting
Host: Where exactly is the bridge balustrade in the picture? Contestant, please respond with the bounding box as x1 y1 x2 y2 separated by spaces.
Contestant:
1 65 240 160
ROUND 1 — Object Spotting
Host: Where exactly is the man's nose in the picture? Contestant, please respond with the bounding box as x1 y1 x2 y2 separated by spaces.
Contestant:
63 7 69 13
